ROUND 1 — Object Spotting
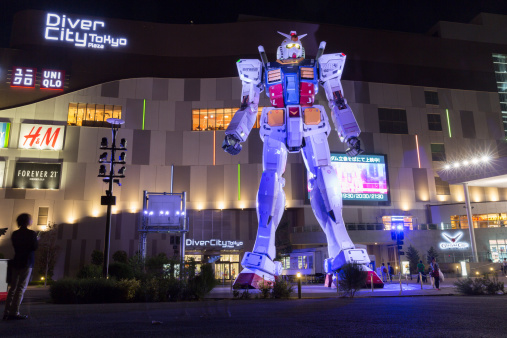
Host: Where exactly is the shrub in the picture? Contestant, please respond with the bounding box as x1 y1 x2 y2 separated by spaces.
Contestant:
76 264 102 279
91 250 104 266
272 278 293 299
258 280 272 299
184 263 217 300
454 277 504 295
112 250 128 264
50 278 123 304
337 263 367 297
116 279 140 301
109 262 134 280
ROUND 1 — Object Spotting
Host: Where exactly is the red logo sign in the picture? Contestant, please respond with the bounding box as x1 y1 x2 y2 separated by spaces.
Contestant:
19 124 64 150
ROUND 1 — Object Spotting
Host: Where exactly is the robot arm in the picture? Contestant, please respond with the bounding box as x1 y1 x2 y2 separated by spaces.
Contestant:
222 59 263 155
318 46 363 157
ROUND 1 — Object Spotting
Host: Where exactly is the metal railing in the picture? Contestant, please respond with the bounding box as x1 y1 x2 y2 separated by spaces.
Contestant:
292 223 456 233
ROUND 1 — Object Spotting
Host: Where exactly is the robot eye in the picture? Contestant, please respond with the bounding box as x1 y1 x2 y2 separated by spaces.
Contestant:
295 44 301 49
286 44 293 48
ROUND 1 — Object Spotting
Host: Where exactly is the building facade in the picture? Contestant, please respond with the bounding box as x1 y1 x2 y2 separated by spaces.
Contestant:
1 10 507 279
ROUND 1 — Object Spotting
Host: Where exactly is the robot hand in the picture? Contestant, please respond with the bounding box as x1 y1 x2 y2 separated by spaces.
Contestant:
222 134 242 155
345 136 363 157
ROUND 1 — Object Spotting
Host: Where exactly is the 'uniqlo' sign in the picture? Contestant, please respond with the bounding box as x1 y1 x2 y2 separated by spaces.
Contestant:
18 124 65 150
41 69 65 90
11 67 36 88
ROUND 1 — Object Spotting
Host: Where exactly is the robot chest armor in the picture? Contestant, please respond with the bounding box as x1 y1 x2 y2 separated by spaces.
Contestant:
266 61 317 108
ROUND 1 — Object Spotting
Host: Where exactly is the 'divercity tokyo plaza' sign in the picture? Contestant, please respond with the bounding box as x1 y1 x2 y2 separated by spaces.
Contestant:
44 13 128 49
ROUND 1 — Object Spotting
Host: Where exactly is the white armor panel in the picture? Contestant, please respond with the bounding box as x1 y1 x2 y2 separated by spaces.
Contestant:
237 59 262 84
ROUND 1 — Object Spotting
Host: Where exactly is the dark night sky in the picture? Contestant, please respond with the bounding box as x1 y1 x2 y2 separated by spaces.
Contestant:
2 0 507 48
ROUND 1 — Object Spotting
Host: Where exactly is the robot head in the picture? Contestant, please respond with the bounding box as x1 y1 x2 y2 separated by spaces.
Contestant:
277 31 307 60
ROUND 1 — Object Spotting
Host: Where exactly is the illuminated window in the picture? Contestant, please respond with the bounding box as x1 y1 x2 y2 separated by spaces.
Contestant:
435 177 450 195
281 256 290 269
378 108 408 134
67 103 122 127
424 91 439 105
192 107 264 131
431 143 446 161
37 207 49 226
492 54 507 137
427 113 442 131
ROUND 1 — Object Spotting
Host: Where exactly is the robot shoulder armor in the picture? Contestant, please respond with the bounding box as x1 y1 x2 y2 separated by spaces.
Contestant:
318 53 346 82
237 59 263 83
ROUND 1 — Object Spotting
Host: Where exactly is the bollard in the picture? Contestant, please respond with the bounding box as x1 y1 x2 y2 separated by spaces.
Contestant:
399 272 402 293
371 274 374 292
297 272 302 299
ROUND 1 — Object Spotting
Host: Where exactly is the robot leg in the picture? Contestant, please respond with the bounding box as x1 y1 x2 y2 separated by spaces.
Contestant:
234 137 287 288
302 134 370 273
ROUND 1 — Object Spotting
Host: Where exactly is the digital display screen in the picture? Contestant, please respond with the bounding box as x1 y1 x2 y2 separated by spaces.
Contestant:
330 153 389 202
11 67 36 88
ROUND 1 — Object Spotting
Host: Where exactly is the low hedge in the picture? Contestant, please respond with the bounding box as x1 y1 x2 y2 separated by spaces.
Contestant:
454 277 505 295
50 278 140 304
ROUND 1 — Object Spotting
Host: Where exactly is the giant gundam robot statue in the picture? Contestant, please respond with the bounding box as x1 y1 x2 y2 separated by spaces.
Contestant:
223 31 382 288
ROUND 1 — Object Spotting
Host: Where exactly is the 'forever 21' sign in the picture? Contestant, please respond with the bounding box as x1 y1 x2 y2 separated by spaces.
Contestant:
13 162 62 190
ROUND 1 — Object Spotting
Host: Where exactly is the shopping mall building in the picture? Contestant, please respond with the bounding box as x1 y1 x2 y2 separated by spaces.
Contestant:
1 10 507 279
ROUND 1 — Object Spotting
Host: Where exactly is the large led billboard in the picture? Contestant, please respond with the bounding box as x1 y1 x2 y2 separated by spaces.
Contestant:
330 153 390 205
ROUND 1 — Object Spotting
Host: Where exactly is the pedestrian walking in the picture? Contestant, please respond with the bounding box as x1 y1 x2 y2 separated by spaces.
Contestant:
381 263 388 282
3 213 39 321
502 258 507 275
431 257 440 290
387 262 394 282
417 260 426 283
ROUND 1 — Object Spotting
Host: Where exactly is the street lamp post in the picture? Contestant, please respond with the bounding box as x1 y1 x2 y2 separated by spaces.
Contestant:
98 118 127 278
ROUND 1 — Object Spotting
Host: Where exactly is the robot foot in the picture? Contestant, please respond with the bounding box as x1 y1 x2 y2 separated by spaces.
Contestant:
324 264 384 289
233 268 276 289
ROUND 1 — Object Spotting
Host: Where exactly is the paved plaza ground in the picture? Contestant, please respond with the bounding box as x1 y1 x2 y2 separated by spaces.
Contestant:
1 276 506 337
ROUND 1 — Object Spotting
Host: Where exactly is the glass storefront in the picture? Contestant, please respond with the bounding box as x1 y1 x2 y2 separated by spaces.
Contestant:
451 214 507 229
490 239 507 262
214 254 240 281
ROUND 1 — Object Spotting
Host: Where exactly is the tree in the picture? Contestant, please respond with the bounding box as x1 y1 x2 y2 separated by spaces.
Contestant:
427 246 439 264
112 250 128 263
406 245 420 274
337 263 367 297
35 222 60 285
91 250 104 266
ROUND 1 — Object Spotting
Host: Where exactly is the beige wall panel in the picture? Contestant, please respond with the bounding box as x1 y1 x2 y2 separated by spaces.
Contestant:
200 79 217 102
154 165 173 194
135 78 153 99
83 162 106 202
15 104 35 121
342 207 359 223
397 85 412 107
387 134 403 169
372 133 389 155
342 80 355 103
348 103 364 131
473 110 489 140
489 92 501 112
149 130 166 166
406 107 423 135
143 100 159 131
76 127 99 164
119 164 141 204
35 99 56 121
182 131 200 165
119 79 136 99
198 132 214 166
368 83 384 105
388 166 400 203
190 166 207 204
54 95 73 121
231 78 242 101
139 164 158 195
158 101 176 132
224 164 239 205
25 189 46 200
168 79 185 102
191 100 207 109
382 84 398 106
